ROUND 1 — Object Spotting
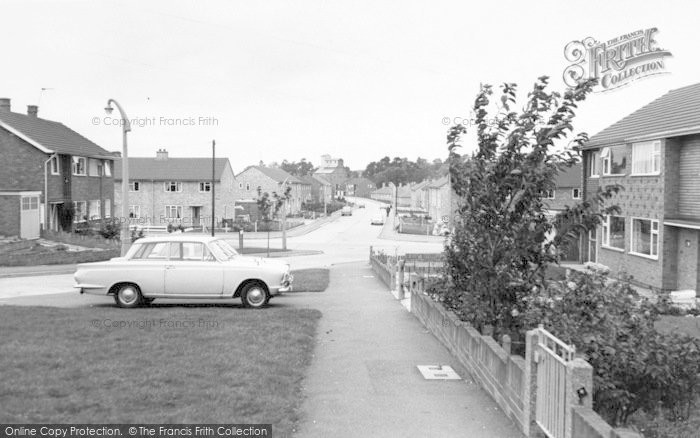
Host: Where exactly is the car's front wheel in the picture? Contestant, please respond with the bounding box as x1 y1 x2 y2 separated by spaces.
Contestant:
241 282 270 308
113 283 142 308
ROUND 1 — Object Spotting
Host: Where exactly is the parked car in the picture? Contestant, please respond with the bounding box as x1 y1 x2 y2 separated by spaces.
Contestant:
341 206 353 216
73 235 292 308
358 203 365 208
371 215 384 225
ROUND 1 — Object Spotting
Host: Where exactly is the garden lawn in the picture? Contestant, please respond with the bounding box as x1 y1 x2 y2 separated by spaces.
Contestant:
289 268 330 292
0 306 321 434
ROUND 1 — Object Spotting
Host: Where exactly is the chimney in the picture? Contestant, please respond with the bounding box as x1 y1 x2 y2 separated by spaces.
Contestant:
27 105 38 117
0 98 10 112
155 149 169 160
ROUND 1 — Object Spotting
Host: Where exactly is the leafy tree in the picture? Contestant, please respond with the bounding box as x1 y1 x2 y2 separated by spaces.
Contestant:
280 158 316 177
257 186 292 256
442 76 619 337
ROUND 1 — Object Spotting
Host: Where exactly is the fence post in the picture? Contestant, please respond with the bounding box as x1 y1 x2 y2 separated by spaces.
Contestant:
523 329 539 437
397 259 405 299
565 358 593 438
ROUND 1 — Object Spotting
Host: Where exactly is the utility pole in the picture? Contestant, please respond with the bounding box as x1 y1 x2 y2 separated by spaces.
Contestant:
211 140 215 237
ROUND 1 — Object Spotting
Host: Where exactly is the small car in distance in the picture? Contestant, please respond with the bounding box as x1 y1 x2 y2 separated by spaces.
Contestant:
341 206 353 216
358 203 365 208
370 215 384 225
73 235 292 309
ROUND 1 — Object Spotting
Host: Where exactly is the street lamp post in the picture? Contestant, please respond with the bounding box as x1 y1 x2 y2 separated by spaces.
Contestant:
104 99 131 256
280 176 291 251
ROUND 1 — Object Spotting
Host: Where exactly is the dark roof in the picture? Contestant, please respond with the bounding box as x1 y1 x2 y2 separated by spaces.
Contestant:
411 180 430 191
343 177 373 186
555 163 582 188
0 110 113 159
239 166 305 184
583 82 700 149
114 157 230 181
428 176 449 188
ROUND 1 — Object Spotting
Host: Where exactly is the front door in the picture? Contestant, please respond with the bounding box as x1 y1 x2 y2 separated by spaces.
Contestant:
20 196 40 239
192 207 201 227
164 242 224 295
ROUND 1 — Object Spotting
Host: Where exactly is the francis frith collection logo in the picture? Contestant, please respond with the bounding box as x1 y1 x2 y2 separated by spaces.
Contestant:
563 28 672 91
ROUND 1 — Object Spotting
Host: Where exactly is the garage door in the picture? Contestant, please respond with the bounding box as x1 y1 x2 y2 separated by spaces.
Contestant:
20 195 40 239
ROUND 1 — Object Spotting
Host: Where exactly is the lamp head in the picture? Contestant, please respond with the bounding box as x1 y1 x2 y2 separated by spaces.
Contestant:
104 105 113 115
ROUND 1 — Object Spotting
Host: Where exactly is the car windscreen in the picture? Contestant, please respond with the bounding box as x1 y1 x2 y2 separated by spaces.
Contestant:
209 240 239 261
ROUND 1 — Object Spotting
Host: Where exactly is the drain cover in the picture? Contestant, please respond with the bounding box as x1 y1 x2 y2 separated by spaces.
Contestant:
417 365 461 380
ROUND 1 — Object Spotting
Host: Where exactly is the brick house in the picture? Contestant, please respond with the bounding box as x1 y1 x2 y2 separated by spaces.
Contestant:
580 83 700 292
235 166 311 215
312 154 349 198
545 163 583 213
0 98 115 238
113 149 237 227
370 184 393 204
410 180 430 212
343 177 375 198
300 174 332 204
427 176 452 222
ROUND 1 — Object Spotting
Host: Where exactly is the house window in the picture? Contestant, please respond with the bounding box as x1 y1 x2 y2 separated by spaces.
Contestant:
631 141 661 175
88 200 101 220
602 215 625 250
88 159 101 176
72 201 87 222
631 218 659 258
21 197 39 210
72 157 86 176
164 181 182 192
104 200 111 218
572 188 581 199
103 160 112 177
542 189 555 199
165 205 182 219
601 146 626 175
587 151 600 177
246 183 250 191
129 181 140 192
129 205 141 219
50 156 60 175
239 182 243 189
199 182 212 192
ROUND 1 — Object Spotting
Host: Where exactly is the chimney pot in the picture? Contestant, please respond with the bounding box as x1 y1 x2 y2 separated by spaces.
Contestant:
27 105 38 117
0 98 10 112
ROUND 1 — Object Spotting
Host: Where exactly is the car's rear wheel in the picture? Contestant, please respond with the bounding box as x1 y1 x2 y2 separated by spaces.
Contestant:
113 284 142 308
241 282 270 308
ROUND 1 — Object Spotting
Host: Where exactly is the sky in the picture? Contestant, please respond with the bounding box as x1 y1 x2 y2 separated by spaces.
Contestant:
1 0 698 174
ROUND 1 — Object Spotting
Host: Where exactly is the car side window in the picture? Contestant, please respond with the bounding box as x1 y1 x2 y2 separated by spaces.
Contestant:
169 243 182 260
146 242 169 259
181 242 216 261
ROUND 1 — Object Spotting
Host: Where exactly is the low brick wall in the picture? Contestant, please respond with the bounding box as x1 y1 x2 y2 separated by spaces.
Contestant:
572 407 612 438
0 248 120 267
369 248 395 289
411 288 528 432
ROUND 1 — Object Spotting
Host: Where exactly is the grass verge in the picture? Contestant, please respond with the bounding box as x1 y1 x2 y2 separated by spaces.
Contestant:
0 306 321 435
289 268 330 292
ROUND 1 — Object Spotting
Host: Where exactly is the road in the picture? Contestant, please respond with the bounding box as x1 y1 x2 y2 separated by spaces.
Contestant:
0 198 444 306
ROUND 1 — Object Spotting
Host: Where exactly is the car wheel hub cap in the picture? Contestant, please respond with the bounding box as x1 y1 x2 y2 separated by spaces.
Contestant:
121 288 137 303
248 288 264 304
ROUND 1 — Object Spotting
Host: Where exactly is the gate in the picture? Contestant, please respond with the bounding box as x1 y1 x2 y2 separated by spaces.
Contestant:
535 324 575 438
20 195 40 239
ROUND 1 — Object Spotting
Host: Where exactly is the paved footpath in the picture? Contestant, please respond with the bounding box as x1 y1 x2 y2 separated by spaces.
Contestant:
284 262 523 438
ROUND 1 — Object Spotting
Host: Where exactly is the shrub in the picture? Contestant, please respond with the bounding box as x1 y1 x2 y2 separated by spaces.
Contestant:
98 219 121 240
521 269 700 426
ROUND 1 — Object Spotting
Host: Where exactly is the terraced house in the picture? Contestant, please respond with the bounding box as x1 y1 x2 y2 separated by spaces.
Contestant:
580 83 700 292
114 149 237 228
0 98 115 238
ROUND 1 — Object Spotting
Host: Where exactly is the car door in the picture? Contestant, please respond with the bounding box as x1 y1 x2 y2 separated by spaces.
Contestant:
126 241 169 295
164 242 225 295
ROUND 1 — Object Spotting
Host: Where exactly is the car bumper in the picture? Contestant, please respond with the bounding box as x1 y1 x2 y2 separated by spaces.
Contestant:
75 284 109 295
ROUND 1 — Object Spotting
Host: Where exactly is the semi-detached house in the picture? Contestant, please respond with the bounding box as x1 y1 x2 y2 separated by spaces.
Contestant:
580 82 700 292
114 149 237 228
0 98 115 238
